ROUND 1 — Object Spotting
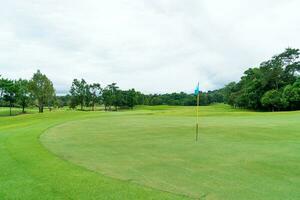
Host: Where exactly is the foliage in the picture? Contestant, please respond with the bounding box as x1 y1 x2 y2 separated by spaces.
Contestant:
223 48 300 111
2 47 300 114
141 90 223 106
0 77 18 115
69 79 88 110
88 83 102 110
261 89 288 111
282 78 300 110
28 70 55 113
15 79 31 113
102 83 119 110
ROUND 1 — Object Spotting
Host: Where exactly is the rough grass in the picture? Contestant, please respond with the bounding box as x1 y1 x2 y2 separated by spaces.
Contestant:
40 104 300 199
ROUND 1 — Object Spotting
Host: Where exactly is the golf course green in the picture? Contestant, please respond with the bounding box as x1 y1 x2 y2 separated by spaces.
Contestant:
1 104 300 199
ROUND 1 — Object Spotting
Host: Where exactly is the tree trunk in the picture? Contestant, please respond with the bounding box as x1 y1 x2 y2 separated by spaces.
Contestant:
22 105 25 113
10 104 12 116
39 105 44 113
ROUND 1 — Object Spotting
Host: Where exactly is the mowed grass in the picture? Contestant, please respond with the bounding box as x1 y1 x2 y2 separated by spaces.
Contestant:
40 104 300 199
0 108 187 200
0 107 38 116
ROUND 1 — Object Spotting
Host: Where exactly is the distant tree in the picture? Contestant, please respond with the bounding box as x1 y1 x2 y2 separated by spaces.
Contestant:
0 75 6 106
69 79 87 110
84 84 92 108
122 89 137 109
222 82 238 105
223 48 300 111
261 90 288 111
89 83 102 110
47 95 58 111
2 79 18 116
135 91 146 105
150 95 163 105
56 95 71 108
102 83 119 110
69 96 78 109
199 92 209 106
15 79 31 113
283 78 300 110
28 70 55 113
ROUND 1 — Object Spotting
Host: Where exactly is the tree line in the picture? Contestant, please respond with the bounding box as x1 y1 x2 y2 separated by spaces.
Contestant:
221 48 300 111
2 47 299 114
0 70 55 115
66 79 223 110
1 70 221 115
68 80 140 111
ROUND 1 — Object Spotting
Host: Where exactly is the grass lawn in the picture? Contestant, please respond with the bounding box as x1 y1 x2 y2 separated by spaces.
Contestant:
0 107 35 116
41 104 300 199
1 104 300 199
0 108 187 200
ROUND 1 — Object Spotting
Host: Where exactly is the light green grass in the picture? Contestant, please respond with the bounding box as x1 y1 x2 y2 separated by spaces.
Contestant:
40 104 300 199
0 108 187 200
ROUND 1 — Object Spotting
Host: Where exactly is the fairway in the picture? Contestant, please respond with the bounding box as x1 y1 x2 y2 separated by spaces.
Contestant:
40 105 300 199
0 109 187 200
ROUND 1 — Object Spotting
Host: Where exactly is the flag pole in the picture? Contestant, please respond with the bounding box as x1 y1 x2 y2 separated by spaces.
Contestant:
196 92 199 141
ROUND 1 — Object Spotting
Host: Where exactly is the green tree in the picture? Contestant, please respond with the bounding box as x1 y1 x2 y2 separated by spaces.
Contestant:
88 83 102 110
102 83 119 111
69 79 87 110
2 79 18 116
0 76 7 106
124 89 137 109
15 79 31 113
84 84 92 108
28 70 55 113
224 48 300 111
261 90 288 111
283 78 300 110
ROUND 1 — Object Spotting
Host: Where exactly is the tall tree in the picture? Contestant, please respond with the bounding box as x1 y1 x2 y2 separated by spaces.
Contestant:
28 70 55 113
283 78 300 110
2 79 18 116
224 48 300 111
102 83 119 111
15 79 31 113
125 89 137 109
69 79 87 110
0 75 6 105
89 83 102 110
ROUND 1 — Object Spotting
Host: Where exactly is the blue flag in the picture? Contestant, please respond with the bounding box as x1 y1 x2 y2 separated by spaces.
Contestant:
194 82 199 95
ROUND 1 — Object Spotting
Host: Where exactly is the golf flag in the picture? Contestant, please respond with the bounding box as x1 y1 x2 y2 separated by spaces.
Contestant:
195 82 200 141
194 82 199 95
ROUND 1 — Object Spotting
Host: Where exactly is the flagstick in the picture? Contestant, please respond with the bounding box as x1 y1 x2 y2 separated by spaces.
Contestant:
196 93 199 141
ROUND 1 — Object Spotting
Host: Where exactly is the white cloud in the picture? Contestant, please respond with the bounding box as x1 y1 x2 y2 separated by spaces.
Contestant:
0 0 300 94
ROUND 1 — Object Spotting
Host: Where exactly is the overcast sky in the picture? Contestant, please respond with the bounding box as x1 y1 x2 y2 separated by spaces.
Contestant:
0 0 300 94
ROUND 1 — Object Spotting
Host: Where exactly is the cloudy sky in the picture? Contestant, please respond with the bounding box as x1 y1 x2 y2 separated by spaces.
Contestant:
1 0 300 94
